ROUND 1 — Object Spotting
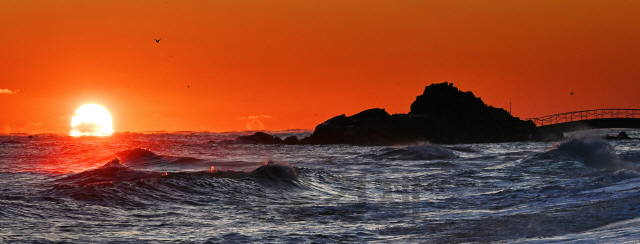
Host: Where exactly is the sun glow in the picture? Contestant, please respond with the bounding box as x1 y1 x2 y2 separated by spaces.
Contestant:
70 103 114 136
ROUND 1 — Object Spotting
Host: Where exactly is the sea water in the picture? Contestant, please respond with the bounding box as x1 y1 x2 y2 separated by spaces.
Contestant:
2 129 640 243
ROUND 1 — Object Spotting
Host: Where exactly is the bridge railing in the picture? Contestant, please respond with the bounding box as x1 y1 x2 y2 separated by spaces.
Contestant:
526 109 640 127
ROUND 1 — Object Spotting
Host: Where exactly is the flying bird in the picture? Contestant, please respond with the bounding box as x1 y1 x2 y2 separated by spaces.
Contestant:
570 92 574 96
155 39 161 43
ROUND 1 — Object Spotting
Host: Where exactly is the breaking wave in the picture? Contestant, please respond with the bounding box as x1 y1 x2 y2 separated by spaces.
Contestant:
55 157 165 185
553 134 619 169
375 144 457 160
523 134 621 171
114 148 204 169
50 149 303 207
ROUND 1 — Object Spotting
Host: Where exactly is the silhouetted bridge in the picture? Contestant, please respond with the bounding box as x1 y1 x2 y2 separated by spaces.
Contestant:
527 108 640 133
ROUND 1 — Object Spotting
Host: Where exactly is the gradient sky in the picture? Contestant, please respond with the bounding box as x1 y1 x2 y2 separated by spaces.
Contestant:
1 1 639 134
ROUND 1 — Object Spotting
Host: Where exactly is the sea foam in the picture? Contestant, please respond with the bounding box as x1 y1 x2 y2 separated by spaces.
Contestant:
553 134 618 169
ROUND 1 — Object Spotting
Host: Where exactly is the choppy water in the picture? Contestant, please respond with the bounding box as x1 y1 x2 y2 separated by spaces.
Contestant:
2 129 640 243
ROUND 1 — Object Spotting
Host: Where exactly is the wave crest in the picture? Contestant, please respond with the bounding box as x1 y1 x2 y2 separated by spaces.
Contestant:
553 135 618 169
56 158 164 185
250 161 298 186
375 144 457 160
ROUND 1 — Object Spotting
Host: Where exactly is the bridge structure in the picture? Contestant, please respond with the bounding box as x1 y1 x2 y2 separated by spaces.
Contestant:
526 108 640 133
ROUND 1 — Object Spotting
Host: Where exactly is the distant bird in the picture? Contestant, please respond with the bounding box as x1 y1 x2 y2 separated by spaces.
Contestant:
155 39 161 43
570 92 574 96
187 86 190 88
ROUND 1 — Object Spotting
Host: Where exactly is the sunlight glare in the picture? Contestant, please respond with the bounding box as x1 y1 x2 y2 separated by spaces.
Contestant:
70 103 114 136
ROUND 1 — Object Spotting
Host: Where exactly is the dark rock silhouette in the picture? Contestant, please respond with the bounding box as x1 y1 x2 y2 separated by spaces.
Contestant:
617 131 630 139
234 82 545 145
408 82 536 143
236 132 283 144
306 108 395 145
605 131 631 140
283 136 299 145
303 82 536 144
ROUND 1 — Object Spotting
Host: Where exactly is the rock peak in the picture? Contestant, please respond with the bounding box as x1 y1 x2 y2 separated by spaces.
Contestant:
232 82 545 145
410 82 484 115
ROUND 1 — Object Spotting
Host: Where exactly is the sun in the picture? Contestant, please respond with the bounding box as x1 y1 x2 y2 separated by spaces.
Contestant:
70 103 114 136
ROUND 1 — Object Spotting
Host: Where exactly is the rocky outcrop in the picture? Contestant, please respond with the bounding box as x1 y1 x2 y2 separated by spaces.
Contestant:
303 82 537 145
306 108 392 145
236 132 284 144
283 136 299 145
605 131 632 140
408 82 536 143
234 82 543 145
231 132 302 145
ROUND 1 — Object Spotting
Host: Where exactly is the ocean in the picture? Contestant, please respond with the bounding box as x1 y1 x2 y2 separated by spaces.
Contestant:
2 129 640 243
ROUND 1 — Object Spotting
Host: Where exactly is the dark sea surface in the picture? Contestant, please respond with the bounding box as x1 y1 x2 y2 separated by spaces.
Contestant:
2 129 640 243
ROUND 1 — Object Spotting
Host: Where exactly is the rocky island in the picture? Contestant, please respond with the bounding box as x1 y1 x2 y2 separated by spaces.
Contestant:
228 82 551 145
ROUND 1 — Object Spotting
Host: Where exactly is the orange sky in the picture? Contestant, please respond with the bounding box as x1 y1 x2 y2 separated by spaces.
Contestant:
1 1 639 134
